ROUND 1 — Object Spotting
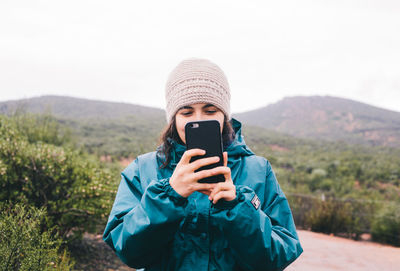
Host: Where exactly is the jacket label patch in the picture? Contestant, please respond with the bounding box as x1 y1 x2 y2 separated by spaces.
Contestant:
251 194 260 210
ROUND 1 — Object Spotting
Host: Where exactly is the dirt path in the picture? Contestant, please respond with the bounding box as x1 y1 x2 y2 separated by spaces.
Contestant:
73 230 400 270
286 230 400 271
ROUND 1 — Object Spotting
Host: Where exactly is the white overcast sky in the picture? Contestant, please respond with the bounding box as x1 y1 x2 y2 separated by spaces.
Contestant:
0 0 399 113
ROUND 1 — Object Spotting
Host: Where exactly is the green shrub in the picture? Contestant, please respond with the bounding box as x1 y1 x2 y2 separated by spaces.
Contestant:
288 193 377 240
286 193 314 228
371 203 400 246
344 199 377 240
306 199 353 235
0 203 74 271
10 111 75 148
0 115 115 240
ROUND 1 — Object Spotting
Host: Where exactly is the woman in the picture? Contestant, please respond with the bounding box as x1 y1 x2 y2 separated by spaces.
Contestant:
103 58 303 270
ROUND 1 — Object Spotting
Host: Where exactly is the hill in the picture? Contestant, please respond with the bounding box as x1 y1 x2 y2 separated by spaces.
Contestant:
2 95 400 151
234 96 400 147
0 95 165 121
0 95 167 158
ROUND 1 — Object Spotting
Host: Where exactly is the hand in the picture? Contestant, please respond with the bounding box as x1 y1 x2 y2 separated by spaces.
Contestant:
208 152 236 204
169 149 230 198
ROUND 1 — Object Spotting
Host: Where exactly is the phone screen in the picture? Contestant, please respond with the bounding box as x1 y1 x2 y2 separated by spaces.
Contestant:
185 120 225 183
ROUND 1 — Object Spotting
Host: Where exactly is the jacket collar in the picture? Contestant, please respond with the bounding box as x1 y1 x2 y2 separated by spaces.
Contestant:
158 118 254 168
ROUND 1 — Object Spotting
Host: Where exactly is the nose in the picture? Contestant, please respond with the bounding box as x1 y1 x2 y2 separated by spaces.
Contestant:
193 111 207 121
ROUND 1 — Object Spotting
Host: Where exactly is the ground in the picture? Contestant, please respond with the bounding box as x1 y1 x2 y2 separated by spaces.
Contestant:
287 230 400 271
72 230 400 271
69 233 131 271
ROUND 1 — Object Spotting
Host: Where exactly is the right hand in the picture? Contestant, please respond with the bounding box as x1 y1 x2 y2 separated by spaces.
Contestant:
169 148 228 198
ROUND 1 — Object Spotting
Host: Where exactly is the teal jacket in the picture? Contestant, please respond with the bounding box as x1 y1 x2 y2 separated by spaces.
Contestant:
103 118 303 270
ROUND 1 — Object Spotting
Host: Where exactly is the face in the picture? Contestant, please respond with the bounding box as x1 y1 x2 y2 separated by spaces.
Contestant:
175 103 225 144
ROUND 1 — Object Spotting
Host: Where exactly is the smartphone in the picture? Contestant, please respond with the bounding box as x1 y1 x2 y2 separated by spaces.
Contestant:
185 120 225 183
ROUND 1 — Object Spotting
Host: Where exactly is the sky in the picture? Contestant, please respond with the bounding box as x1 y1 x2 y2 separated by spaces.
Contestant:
0 0 399 113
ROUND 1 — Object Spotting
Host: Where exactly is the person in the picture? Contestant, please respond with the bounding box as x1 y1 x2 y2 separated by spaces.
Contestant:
103 58 303 270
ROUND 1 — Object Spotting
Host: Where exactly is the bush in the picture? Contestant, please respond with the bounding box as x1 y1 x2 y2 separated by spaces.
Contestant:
0 115 116 240
288 193 377 240
0 203 74 270
371 203 400 246
286 193 315 228
306 198 353 235
10 111 75 148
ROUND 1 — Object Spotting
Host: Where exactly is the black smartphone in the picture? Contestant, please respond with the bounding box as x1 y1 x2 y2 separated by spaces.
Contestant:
185 120 225 183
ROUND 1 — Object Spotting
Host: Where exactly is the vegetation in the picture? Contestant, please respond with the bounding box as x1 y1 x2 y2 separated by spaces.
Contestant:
68 116 164 159
243 125 400 245
0 203 74 271
0 114 119 240
371 203 400 246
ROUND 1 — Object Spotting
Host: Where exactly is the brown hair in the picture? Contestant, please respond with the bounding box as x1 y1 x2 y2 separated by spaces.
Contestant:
157 115 235 169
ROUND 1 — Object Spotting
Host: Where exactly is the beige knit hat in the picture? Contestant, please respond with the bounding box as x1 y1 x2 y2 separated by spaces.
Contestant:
165 58 231 123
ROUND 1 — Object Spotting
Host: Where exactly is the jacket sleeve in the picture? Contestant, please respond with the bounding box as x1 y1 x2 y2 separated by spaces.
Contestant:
211 160 303 271
102 158 188 269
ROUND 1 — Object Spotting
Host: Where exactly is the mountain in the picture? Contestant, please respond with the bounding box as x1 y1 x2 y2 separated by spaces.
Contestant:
1 95 400 148
0 95 168 158
0 95 165 121
233 96 400 147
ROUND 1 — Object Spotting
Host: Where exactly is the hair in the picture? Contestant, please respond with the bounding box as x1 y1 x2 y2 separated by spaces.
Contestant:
157 114 235 169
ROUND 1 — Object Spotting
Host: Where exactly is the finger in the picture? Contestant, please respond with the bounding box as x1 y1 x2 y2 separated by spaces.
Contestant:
208 184 223 200
222 163 232 183
179 149 206 164
197 190 212 196
221 152 233 183
189 156 220 171
223 152 228 167
193 182 217 192
193 166 230 181
212 190 235 204
209 182 233 200
198 165 232 184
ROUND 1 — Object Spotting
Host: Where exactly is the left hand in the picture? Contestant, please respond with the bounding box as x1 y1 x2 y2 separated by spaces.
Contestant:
208 152 236 204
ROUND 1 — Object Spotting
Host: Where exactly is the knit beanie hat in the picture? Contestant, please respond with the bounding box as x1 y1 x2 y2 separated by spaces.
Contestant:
165 58 231 123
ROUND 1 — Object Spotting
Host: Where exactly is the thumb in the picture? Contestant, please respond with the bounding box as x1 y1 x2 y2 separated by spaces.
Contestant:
223 152 228 167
